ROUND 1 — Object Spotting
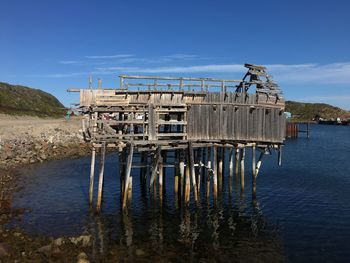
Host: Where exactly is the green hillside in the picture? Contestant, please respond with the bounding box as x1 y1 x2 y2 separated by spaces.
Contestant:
0 82 65 117
285 100 350 121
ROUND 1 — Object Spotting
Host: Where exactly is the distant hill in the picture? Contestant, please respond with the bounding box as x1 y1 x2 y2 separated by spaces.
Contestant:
285 100 350 121
0 82 65 117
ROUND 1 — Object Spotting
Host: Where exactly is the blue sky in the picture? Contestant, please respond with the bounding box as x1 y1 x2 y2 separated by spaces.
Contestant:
1 0 350 109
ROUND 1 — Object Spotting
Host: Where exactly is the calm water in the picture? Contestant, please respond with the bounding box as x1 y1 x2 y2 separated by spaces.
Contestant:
11 125 350 262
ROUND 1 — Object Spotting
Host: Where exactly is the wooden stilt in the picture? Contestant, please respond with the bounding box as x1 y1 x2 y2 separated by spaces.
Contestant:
122 143 134 210
188 142 198 203
278 145 282 166
213 146 218 203
89 146 96 207
240 147 245 193
149 148 161 188
179 150 185 201
255 151 265 177
96 142 106 212
252 145 257 199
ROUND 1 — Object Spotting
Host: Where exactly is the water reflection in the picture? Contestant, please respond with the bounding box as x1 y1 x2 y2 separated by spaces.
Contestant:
86 196 284 262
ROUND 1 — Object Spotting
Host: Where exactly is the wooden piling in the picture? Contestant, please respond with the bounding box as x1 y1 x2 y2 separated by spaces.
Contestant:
89 146 96 207
188 142 198 203
278 145 282 166
255 151 265 178
240 147 245 193
96 142 106 212
122 144 134 210
179 151 185 200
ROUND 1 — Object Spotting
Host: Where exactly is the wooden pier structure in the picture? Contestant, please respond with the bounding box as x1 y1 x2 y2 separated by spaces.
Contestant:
69 64 286 212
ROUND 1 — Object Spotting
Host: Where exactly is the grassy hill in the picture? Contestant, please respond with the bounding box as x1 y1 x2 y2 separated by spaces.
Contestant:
285 101 350 121
0 82 65 117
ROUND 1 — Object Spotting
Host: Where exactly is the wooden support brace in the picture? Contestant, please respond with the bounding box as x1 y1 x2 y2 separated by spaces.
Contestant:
96 142 106 212
89 146 96 207
122 143 134 210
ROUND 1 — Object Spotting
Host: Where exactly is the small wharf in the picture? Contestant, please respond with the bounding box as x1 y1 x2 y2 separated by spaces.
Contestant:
69 64 286 212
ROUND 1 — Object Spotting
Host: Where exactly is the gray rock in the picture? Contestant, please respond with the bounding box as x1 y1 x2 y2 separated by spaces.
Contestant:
135 248 145 256
0 243 10 257
77 252 88 260
77 259 90 263
69 235 92 247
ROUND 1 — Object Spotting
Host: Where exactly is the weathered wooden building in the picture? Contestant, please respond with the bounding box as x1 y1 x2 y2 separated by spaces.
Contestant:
70 64 286 212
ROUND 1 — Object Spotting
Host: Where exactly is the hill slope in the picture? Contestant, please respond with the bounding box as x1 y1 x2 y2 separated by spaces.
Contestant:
0 82 65 117
285 100 350 121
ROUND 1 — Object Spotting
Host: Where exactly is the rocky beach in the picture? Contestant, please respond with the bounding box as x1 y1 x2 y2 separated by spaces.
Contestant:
0 115 94 262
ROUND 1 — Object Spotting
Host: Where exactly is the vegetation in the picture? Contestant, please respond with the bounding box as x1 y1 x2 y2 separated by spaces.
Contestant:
0 82 65 117
285 100 350 121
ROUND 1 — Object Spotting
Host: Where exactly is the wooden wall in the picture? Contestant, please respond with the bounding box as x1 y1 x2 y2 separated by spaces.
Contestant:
81 89 285 143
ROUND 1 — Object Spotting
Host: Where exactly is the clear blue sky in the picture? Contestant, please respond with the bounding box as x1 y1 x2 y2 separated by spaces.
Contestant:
1 0 350 109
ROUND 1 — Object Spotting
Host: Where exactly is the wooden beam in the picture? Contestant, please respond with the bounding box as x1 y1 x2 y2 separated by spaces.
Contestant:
96 142 106 212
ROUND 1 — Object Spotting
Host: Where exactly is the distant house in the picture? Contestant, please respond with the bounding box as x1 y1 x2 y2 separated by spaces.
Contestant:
284 112 292 119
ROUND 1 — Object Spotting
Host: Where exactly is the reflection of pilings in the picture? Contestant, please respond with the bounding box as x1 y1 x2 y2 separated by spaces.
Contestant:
140 152 147 184
119 150 126 205
240 147 245 193
96 142 106 212
196 148 202 194
235 148 239 177
218 147 223 192
174 150 179 207
213 146 218 203
229 147 234 179
206 147 212 200
96 215 105 255
252 145 257 199
89 146 96 207
159 154 163 205
185 150 191 206
123 213 133 247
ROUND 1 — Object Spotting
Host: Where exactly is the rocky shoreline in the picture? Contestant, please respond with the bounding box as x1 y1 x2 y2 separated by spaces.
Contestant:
0 117 94 262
